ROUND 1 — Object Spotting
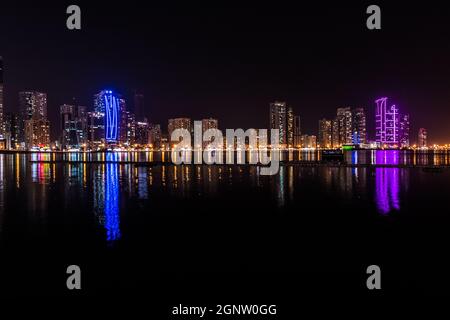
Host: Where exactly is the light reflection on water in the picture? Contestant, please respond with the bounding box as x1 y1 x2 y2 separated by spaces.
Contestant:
1 150 450 241
105 163 120 241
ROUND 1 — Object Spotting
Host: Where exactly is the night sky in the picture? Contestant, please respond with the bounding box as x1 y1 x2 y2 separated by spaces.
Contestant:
1 1 450 143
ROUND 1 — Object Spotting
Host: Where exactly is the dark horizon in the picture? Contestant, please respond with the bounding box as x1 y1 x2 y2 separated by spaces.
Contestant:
1 2 450 143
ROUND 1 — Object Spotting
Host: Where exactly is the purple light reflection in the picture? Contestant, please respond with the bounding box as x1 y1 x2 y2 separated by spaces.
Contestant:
375 151 401 214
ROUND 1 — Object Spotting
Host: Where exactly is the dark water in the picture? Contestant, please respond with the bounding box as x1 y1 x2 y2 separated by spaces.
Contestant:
0 150 449 299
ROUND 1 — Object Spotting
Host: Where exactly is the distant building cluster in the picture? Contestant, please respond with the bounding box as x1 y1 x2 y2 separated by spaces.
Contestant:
325 107 367 148
0 84 218 151
0 56 432 151
269 97 428 150
270 101 368 149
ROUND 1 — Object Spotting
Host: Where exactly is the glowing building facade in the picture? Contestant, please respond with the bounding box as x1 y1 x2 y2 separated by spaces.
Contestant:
19 91 49 149
418 128 427 148
375 97 400 146
94 90 121 143
337 107 353 145
60 104 87 149
287 106 294 146
270 101 295 147
352 107 367 144
318 118 332 148
135 121 150 145
87 111 105 148
270 101 287 146
149 123 162 148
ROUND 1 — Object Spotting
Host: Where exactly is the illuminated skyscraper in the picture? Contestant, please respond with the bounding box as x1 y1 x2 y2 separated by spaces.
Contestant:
127 112 136 145
375 97 400 146
118 98 129 145
60 104 87 149
149 124 161 148
94 90 121 143
318 119 332 149
400 114 410 147
331 107 352 147
270 101 295 146
331 119 340 148
418 128 427 148
287 106 294 147
135 121 150 145
19 91 48 149
337 107 352 145
352 107 367 145
87 111 105 148
19 91 47 120
24 118 50 149
4 113 20 149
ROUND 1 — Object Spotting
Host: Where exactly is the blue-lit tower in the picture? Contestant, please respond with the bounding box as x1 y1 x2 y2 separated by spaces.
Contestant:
94 90 120 143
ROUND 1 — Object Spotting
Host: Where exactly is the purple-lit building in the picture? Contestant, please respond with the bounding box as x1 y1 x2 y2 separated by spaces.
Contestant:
375 97 400 147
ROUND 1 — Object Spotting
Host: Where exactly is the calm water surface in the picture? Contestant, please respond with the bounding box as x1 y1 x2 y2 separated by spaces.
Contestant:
0 150 449 296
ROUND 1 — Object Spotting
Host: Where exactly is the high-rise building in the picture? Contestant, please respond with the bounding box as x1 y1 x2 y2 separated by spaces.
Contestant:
19 91 47 121
287 106 294 147
118 99 129 145
337 107 353 146
331 107 352 147
94 90 121 143
60 104 87 149
375 97 400 146
19 91 49 149
135 121 150 145
149 123 161 148
87 111 105 148
418 128 427 148
60 104 76 148
124 111 136 146
400 114 410 147
352 107 367 145
269 101 288 146
318 119 332 149
332 119 340 148
168 118 192 141
0 57 4 137
201 118 219 148
24 118 50 149
4 113 20 149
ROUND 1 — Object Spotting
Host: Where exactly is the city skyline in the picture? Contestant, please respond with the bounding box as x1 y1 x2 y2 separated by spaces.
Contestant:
0 78 436 150
0 61 436 146
2 1 450 300
2 3 450 144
